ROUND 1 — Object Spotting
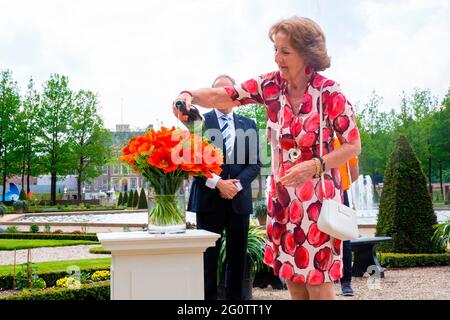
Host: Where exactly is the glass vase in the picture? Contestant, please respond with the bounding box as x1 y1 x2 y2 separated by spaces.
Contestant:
147 177 187 234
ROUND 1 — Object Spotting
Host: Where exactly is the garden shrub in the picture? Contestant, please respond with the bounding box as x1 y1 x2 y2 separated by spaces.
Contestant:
0 266 110 290
6 226 18 233
133 190 139 207
127 190 133 207
117 192 123 206
379 252 450 268
122 191 128 206
0 281 110 300
91 270 110 282
138 188 148 209
19 188 28 201
89 247 111 254
376 135 438 253
30 224 39 233
56 276 81 288
0 232 98 241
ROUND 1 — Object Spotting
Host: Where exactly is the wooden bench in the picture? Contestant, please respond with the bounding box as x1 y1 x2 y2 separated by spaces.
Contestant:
350 236 392 278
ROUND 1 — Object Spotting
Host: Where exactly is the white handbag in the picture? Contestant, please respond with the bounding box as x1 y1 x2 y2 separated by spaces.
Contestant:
316 81 359 241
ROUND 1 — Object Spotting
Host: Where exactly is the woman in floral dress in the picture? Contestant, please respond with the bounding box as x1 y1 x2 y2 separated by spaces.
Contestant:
172 16 361 300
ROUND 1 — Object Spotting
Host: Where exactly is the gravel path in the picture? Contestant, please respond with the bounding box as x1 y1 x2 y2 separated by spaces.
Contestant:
0 245 110 265
252 266 450 300
1 245 448 300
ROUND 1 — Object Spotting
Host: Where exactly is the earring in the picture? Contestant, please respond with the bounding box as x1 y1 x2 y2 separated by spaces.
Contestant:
305 66 312 75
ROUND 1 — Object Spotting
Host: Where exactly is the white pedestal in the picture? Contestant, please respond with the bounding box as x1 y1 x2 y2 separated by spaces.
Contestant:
97 230 220 300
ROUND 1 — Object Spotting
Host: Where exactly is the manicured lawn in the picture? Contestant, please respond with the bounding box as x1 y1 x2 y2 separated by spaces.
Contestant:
0 258 111 275
0 239 99 250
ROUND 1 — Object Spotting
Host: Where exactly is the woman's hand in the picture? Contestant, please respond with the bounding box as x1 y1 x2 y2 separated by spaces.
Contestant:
172 91 193 122
279 160 316 188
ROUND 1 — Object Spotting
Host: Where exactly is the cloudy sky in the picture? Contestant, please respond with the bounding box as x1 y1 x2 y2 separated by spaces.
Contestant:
1 0 449 130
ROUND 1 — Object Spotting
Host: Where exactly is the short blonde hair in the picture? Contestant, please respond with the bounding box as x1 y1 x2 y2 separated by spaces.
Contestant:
269 16 331 71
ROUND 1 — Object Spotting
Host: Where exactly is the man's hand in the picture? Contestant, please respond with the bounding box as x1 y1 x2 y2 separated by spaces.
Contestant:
217 179 240 200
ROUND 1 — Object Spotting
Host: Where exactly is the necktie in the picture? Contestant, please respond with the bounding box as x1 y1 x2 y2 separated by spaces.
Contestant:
220 115 233 157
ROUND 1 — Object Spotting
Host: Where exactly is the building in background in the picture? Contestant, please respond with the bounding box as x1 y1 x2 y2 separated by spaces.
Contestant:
87 123 152 193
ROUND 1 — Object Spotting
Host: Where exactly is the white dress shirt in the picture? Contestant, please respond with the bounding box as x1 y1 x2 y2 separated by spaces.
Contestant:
205 109 243 192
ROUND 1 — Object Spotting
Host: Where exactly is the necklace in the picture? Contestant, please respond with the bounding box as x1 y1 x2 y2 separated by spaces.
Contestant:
279 83 310 163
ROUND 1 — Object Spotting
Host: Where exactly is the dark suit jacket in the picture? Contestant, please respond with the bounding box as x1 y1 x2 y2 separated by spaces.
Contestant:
187 110 261 215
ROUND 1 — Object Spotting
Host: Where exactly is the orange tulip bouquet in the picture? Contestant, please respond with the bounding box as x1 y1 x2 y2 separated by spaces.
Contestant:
120 126 223 233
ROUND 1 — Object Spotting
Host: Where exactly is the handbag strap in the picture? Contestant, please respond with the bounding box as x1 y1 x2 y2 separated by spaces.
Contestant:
318 80 328 199
318 80 357 210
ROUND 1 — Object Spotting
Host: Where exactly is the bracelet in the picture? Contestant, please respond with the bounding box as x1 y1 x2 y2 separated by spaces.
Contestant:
312 158 321 178
179 90 193 98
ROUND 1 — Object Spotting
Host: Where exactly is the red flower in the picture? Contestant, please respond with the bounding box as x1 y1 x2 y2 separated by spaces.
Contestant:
147 148 178 173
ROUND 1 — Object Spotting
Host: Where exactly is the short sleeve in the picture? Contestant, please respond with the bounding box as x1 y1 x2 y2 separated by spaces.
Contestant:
328 84 360 144
223 72 279 107
223 77 265 106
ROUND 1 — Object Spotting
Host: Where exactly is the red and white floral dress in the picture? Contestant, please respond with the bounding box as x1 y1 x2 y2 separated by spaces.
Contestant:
224 71 360 285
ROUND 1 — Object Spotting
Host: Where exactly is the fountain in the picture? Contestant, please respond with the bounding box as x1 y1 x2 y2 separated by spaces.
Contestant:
350 175 379 224
349 174 449 225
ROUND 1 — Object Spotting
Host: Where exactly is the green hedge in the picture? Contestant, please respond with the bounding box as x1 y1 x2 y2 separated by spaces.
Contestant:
89 247 111 254
0 267 110 290
0 233 98 241
0 281 110 300
379 252 450 268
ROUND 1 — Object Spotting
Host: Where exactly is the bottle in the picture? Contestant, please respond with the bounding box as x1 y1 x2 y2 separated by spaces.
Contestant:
175 101 204 132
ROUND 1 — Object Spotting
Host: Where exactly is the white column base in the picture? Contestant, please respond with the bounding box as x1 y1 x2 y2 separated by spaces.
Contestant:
97 229 220 300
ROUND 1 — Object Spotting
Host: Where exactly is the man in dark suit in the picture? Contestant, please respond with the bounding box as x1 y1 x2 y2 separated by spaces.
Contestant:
187 74 261 300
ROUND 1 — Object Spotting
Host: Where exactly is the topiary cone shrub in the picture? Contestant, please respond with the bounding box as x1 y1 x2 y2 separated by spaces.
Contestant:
19 188 28 200
117 192 123 206
376 135 438 253
122 191 128 206
127 190 133 207
138 188 148 209
133 189 139 207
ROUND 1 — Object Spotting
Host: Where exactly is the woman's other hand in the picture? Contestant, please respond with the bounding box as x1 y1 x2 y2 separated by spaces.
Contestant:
280 160 316 188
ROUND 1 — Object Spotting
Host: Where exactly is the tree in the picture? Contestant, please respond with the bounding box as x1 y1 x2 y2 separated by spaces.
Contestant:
138 188 148 209
396 89 439 194
376 135 438 253
21 78 45 193
38 74 73 205
356 92 396 187
429 88 450 201
0 70 21 203
70 90 112 204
